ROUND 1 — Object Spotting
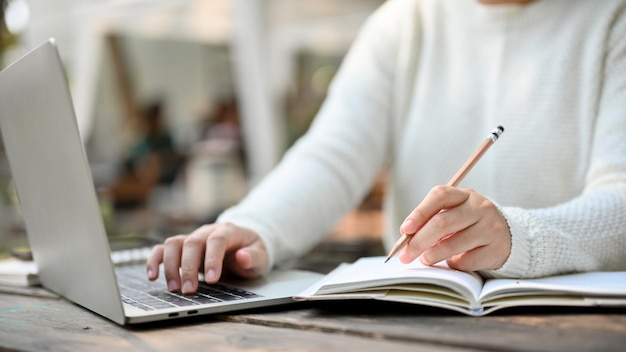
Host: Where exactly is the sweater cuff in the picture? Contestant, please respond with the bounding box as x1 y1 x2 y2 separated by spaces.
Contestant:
480 206 532 279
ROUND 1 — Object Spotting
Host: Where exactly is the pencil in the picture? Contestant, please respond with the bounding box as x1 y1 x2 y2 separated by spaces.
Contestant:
384 125 505 263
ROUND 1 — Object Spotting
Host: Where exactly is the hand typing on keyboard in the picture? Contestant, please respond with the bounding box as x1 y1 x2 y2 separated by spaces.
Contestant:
146 223 269 295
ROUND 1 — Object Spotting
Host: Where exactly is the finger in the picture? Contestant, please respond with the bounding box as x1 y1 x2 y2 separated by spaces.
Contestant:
201 225 231 283
228 241 269 279
146 244 164 281
400 186 470 235
162 235 186 292
411 205 478 257
446 245 497 272
419 225 486 266
204 224 266 283
447 237 511 272
180 227 214 294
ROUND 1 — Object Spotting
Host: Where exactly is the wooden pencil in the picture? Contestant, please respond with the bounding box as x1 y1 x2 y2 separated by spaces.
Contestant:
384 126 505 263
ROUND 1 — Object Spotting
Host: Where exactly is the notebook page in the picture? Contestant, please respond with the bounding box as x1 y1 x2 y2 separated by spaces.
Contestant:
315 256 484 303
480 271 626 302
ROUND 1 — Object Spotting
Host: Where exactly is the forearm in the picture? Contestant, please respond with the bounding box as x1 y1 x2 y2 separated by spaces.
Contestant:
217 132 385 268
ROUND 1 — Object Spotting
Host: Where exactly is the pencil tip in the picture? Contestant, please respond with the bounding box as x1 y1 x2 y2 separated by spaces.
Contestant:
384 257 390 263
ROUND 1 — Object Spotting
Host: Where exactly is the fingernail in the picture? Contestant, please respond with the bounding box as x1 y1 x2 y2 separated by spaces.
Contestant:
205 269 216 282
401 218 417 234
147 268 154 279
182 280 193 294
167 280 179 292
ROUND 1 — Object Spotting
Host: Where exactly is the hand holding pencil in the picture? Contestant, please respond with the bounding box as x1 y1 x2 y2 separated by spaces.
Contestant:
386 126 511 272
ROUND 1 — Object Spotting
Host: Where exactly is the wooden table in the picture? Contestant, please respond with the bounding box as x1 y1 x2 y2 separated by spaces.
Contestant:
1 238 626 351
2 282 626 351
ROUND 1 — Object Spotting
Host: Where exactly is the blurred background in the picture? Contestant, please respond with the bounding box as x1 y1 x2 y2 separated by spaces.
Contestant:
0 0 386 269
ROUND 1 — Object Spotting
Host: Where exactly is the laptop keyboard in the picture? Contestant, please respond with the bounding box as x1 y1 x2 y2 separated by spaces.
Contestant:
116 265 263 311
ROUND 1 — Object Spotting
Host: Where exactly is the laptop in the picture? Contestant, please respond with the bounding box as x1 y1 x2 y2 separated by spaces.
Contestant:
0 38 323 325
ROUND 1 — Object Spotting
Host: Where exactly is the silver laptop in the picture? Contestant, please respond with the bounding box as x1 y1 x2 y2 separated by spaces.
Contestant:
0 39 322 325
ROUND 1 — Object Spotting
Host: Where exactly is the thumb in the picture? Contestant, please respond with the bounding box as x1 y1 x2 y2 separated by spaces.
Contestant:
229 241 269 278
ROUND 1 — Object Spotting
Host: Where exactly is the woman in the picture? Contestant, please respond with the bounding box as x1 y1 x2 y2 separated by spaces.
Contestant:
147 0 626 295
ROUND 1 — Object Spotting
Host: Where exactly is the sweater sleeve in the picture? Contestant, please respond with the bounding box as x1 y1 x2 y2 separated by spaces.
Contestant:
484 6 626 279
217 0 409 269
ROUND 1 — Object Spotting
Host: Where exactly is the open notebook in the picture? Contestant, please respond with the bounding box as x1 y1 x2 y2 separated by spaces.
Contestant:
295 256 626 316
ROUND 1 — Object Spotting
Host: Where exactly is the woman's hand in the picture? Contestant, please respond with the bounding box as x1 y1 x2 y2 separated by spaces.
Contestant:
146 223 269 294
399 185 511 271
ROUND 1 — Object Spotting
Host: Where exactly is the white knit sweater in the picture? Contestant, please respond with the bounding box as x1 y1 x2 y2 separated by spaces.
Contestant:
219 0 626 278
